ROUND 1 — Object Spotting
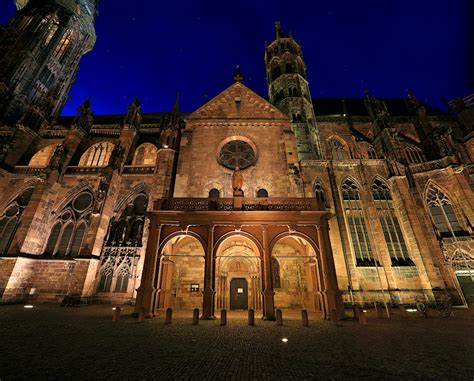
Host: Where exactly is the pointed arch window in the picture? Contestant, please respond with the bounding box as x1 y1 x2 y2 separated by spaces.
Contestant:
80 142 114 167
372 178 414 266
426 185 466 237
367 146 377 159
0 188 34 255
328 138 350 160
54 30 72 61
97 264 113 292
43 192 93 257
341 179 378 267
405 144 425 164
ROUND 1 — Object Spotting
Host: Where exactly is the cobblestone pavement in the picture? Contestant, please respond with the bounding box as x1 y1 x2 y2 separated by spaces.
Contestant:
0 304 472 380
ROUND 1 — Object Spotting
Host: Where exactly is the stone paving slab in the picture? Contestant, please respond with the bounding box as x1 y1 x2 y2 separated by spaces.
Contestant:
0 304 473 380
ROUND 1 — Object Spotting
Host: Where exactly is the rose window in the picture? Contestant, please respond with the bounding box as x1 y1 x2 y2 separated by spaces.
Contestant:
218 140 256 170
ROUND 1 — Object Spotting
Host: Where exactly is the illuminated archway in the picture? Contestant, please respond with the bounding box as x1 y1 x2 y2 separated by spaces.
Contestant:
271 235 323 312
214 234 262 311
155 235 205 310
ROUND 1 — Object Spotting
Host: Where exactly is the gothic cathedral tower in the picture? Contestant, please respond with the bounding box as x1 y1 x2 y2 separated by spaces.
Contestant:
0 0 98 125
265 22 322 160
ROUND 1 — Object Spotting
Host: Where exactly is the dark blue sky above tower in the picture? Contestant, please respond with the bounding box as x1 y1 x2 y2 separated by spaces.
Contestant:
1 0 471 115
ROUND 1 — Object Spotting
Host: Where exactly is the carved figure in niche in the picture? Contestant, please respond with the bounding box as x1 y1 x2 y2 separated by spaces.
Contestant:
232 166 243 192
49 143 66 171
110 143 124 170
93 173 110 213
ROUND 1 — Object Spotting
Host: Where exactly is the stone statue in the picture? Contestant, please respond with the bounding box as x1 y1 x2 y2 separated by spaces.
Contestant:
124 97 142 129
232 166 243 192
109 143 124 170
49 144 66 171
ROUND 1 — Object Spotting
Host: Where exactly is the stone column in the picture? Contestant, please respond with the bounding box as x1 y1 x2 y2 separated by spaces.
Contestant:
134 217 161 317
261 225 275 319
317 219 344 320
202 225 215 319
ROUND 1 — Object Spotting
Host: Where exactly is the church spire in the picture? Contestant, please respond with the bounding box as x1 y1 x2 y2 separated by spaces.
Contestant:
265 22 322 159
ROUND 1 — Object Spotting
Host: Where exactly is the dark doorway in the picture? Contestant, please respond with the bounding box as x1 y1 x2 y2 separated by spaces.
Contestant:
230 278 248 310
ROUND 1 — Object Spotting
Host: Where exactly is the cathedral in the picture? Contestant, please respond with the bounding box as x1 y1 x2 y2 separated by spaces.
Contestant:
0 0 473 319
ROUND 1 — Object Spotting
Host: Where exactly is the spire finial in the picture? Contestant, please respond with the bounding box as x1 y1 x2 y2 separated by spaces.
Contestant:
233 65 243 82
275 20 281 38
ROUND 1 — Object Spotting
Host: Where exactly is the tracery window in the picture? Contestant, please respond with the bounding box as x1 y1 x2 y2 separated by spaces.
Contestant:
426 185 466 237
106 194 148 247
313 178 327 208
328 138 350 160
98 193 148 293
367 146 377 159
80 142 114 167
372 179 414 266
44 192 94 257
257 189 268 198
218 140 256 170
405 143 425 164
54 30 72 61
341 179 378 267
0 188 34 255
43 16 59 46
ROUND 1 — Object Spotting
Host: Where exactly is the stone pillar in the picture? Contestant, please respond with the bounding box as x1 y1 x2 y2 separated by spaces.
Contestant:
317 219 344 320
134 218 161 317
202 225 215 319
261 225 275 319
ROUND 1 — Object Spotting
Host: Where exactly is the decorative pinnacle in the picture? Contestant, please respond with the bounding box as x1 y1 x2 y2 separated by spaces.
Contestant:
275 20 282 38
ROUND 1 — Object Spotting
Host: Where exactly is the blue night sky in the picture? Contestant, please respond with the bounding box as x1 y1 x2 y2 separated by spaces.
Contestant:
1 1 472 115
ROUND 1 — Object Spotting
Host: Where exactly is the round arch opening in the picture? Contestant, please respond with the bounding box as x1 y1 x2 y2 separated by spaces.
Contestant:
156 235 205 311
215 234 262 311
271 235 322 313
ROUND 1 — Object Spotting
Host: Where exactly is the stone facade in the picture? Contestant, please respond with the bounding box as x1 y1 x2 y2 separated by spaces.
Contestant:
0 8 473 312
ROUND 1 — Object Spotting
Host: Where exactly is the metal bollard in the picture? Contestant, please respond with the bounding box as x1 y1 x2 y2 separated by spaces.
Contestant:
248 309 255 326
399 305 407 317
112 306 121 322
193 308 199 325
220 309 227 326
276 309 283 326
138 307 146 323
165 307 173 325
353 305 359 319
358 307 367 325
301 309 309 327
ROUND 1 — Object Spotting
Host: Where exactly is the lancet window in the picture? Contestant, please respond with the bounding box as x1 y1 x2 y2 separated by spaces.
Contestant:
271 256 281 289
44 191 94 257
426 185 466 237
80 142 114 167
405 143 425 164
328 138 350 160
0 188 34 255
341 179 378 266
371 179 414 266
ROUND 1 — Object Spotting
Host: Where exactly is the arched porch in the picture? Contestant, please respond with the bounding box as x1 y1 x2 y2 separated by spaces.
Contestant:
135 197 344 320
